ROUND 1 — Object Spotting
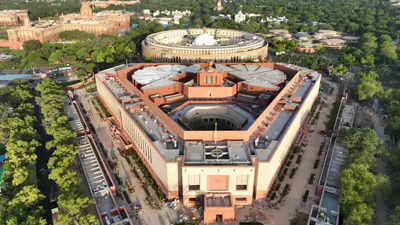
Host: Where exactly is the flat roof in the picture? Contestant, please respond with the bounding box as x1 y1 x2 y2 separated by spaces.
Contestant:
133 112 180 161
131 64 200 89
325 143 348 189
184 141 251 165
215 64 286 90
206 195 232 207
96 63 320 165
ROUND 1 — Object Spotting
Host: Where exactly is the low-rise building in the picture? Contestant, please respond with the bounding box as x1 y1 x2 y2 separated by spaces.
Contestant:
90 0 140 8
234 11 246 23
264 16 288 24
0 10 29 26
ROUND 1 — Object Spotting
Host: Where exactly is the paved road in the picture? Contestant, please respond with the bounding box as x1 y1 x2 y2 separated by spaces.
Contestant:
75 88 182 225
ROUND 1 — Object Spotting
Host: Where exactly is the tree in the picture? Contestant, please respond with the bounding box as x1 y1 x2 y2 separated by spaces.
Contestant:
391 206 400 225
339 163 378 212
22 40 42 52
344 203 374 225
356 71 383 101
331 64 348 78
361 33 378 55
343 53 356 68
59 30 95 41
379 34 398 63
6 185 46 225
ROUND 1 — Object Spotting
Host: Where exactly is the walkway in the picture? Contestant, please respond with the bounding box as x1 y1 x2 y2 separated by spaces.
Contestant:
75 88 183 225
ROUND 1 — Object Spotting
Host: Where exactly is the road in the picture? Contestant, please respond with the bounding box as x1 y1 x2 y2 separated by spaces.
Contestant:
75 88 184 225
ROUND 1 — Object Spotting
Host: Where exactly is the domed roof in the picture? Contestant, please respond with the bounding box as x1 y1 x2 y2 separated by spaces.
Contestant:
192 34 218 46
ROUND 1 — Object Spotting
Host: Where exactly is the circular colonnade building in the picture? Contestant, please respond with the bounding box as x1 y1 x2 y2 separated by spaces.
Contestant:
142 28 268 63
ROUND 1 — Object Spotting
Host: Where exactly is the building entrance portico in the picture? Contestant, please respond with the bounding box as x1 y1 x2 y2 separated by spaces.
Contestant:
203 193 235 224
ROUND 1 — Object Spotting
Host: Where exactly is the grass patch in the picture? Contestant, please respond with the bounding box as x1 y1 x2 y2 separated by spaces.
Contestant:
326 91 342 131
274 183 281 191
308 174 315 185
289 167 298 179
296 155 302 164
61 79 80 86
125 148 166 201
302 190 309 202
95 96 111 117
279 184 291 203
318 141 325 156
313 159 319 169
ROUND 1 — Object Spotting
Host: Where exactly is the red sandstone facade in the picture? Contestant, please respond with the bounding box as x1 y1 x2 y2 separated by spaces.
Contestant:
0 10 29 26
3 2 132 49
96 62 321 223
90 0 140 8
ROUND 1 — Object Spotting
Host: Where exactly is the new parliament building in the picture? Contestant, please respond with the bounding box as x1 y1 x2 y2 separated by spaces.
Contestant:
96 61 321 223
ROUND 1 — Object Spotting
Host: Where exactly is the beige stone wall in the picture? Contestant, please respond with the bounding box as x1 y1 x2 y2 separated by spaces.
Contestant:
96 77 179 198
182 166 255 206
142 29 268 62
96 64 321 206
254 75 321 199
143 42 268 62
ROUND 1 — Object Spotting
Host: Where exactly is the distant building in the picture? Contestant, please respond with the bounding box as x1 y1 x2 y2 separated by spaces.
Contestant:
264 16 288 24
0 54 13 61
234 11 246 23
246 13 261 19
153 10 160 17
142 9 151 15
214 0 224 12
0 10 29 26
3 2 132 49
142 28 268 62
89 0 140 8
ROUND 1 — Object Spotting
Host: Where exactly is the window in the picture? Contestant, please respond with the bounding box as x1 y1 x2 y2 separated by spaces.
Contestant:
236 175 248 190
236 197 247 202
236 185 247 190
207 76 212 84
212 76 217 84
189 185 200 191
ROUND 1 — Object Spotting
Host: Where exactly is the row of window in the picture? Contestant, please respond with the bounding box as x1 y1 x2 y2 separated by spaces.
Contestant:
100 80 154 164
188 184 248 191
188 197 247 202
202 75 218 84
124 114 153 164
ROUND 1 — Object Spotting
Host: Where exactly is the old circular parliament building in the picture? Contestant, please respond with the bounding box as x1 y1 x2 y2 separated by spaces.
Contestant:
142 28 269 62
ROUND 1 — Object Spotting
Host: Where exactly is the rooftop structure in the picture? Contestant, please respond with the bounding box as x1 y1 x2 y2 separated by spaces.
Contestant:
96 62 321 223
3 2 132 49
142 28 268 62
89 0 140 8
